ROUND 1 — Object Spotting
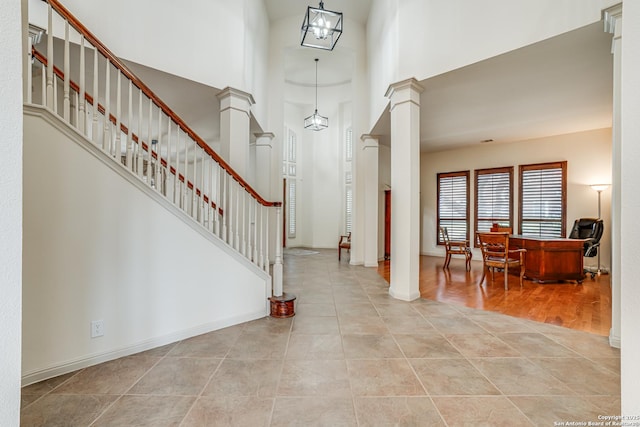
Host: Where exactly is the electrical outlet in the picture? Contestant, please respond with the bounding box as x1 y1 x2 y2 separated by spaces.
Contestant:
91 320 104 338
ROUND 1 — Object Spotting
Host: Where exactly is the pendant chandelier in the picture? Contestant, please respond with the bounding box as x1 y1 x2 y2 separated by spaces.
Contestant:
304 58 328 131
300 1 343 51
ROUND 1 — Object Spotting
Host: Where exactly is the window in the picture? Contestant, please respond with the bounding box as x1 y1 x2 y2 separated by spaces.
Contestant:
288 180 296 238
519 161 567 238
345 127 353 162
283 128 297 238
475 167 513 242
343 127 353 233
345 185 353 233
437 171 470 244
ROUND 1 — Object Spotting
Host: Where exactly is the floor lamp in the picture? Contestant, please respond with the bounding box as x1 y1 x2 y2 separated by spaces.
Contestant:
590 184 610 275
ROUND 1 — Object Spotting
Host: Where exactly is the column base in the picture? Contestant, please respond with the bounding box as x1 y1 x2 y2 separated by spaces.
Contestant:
269 293 297 318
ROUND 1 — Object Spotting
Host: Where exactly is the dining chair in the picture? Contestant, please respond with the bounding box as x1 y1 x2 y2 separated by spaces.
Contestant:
440 227 472 271
477 231 526 290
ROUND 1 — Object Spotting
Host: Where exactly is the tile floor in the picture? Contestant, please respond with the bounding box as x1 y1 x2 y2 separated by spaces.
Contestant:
21 249 621 426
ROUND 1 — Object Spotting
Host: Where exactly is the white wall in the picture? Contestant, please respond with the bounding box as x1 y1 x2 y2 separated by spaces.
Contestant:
620 0 640 414
40 0 270 126
0 0 23 423
23 108 269 384
367 0 619 131
421 128 612 267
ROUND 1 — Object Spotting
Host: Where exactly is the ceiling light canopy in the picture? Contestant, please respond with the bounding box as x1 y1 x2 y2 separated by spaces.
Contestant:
301 1 343 51
304 58 328 131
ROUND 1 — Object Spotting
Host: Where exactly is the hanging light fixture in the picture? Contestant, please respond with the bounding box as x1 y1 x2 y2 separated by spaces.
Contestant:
300 1 343 51
304 58 328 131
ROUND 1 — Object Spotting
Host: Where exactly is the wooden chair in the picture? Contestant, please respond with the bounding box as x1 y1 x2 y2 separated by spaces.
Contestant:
338 232 351 261
477 232 526 290
440 227 472 271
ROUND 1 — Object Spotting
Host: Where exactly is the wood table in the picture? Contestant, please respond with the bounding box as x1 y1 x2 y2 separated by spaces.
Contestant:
509 235 585 283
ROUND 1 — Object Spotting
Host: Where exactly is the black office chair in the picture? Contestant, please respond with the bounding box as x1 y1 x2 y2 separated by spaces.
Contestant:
568 218 604 278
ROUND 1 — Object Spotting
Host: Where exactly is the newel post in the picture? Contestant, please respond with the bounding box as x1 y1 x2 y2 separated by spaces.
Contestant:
273 205 283 297
268 203 296 317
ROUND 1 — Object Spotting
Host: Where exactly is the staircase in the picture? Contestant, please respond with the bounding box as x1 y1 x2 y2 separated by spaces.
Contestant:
22 0 283 385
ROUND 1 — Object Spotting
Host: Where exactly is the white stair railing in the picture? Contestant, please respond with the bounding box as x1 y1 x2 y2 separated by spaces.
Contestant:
26 0 283 297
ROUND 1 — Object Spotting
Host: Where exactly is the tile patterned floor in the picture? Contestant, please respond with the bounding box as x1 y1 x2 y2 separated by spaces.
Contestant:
21 249 620 426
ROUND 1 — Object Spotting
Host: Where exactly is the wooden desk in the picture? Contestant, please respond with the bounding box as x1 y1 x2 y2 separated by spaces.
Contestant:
509 235 584 283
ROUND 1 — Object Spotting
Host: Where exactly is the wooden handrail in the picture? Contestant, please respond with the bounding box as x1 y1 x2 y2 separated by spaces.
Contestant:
44 0 280 208
32 48 224 213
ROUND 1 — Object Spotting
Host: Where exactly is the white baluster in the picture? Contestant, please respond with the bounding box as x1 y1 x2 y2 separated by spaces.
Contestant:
46 5 54 110
74 89 79 127
215 164 221 237
63 21 70 122
207 156 215 233
147 98 153 187
264 206 269 272
27 37 33 104
137 89 143 177
241 190 247 257
273 205 283 296
252 201 258 264
200 147 205 224
174 128 181 207
223 174 229 244
234 182 240 251
41 63 46 106
115 70 121 160
92 48 98 144
78 35 86 135
53 72 58 115
191 142 198 218
183 134 189 213
126 80 133 169
156 108 162 193
166 119 172 201
103 61 110 152
258 204 264 270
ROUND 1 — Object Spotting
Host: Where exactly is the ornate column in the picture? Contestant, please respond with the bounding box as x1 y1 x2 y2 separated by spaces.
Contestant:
361 134 380 268
216 87 255 177
385 78 424 301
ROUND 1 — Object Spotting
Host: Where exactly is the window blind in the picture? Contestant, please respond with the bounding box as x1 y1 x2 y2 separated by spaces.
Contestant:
437 171 469 243
288 180 296 238
345 186 353 233
475 167 513 234
519 162 566 238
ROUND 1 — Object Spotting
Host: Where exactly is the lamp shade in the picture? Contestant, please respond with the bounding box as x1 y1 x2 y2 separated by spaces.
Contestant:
590 184 610 192
301 2 343 51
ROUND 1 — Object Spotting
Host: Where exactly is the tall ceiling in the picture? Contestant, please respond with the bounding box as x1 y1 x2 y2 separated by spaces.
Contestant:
265 0 372 25
372 21 613 151
125 4 613 153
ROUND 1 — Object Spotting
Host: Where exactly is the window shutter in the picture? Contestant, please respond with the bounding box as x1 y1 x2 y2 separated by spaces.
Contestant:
437 171 469 243
475 167 513 234
519 162 566 238
345 186 353 233
288 180 296 237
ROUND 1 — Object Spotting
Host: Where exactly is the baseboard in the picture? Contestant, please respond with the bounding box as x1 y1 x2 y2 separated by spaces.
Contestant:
21 309 266 386
609 330 621 348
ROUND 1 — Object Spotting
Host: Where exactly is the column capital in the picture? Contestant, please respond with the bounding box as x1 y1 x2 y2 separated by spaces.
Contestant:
360 133 381 142
603 3 623 38
360 134 379 150
254 132 275 141
385 78 424 111
216 87 255 117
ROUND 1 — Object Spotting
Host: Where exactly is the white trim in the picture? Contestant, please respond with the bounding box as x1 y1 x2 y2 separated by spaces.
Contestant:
21 309 266 386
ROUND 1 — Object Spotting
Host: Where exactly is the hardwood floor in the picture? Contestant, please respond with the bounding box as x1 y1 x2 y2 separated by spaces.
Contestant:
377 256 612 336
